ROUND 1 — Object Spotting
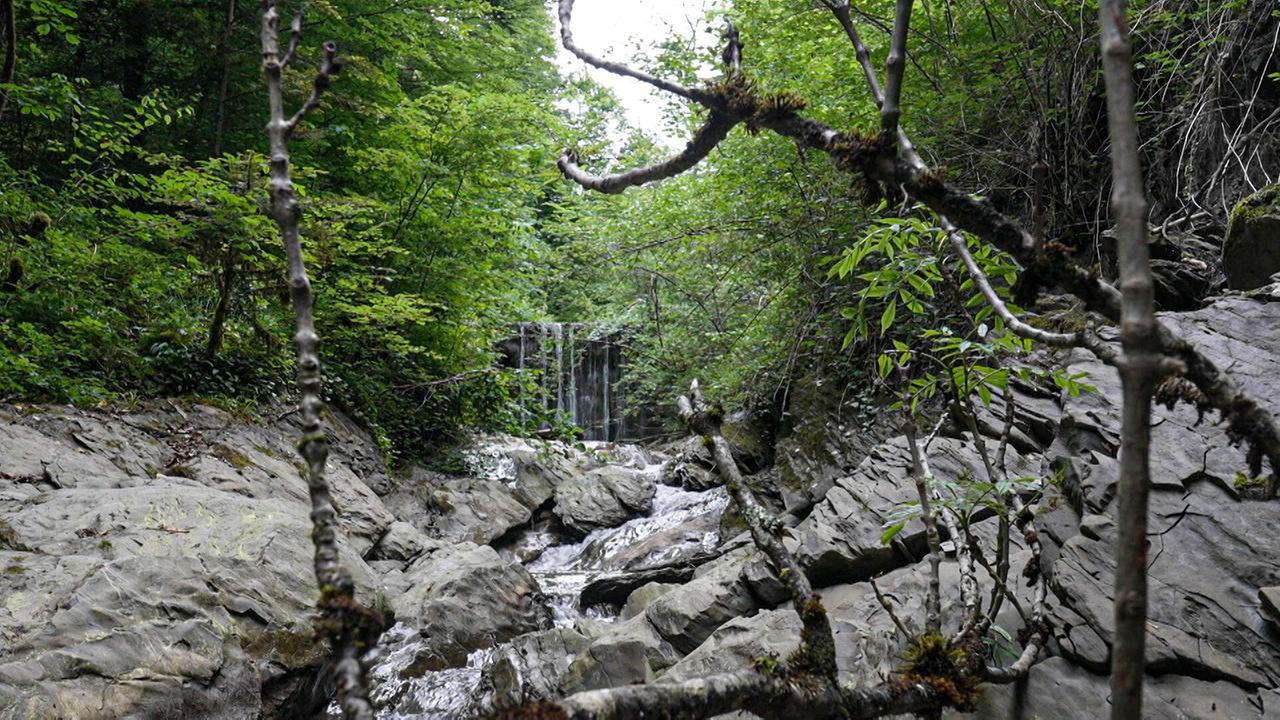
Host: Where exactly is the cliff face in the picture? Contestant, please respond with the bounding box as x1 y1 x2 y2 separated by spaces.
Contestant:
2 294 1280 720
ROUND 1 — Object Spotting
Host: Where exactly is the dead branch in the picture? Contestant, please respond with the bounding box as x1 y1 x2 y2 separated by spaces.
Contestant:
260 3 378 718
530 670 949 720
556 0 714 107
678 379 837 675
1098 0 1162 715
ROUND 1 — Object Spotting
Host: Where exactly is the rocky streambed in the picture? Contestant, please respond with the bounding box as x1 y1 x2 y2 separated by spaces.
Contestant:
2 295 1280 720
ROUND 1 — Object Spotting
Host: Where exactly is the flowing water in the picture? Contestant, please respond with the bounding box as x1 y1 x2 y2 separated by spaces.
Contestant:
367 449 728 718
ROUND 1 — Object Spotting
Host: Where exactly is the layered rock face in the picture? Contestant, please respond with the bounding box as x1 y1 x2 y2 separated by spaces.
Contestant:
3 294 1280 720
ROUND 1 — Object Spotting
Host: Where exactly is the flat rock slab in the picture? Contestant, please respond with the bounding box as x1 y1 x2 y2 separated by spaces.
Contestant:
792 435 1035 587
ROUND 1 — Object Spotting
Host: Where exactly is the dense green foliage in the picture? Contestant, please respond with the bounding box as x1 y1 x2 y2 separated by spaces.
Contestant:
1 0 1275 453
547 0 1278 427
0 0 586 457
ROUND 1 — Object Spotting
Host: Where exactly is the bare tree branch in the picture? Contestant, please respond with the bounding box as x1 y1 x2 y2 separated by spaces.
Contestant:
557 0 714 107
260 4 378 718
1098 0 1162 716
881 0 914 137
903 417 945 636
557 113 737 194
284 39 341 138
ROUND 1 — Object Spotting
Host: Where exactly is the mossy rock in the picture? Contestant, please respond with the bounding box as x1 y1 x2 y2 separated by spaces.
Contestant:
1223 182 1280 290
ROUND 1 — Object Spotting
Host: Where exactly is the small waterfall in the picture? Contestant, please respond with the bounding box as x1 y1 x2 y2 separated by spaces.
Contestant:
500 323 638 441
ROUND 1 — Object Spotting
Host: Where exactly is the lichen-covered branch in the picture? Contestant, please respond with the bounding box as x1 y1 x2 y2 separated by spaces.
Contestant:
903 418 945 636
678 379 836 676
513 668 950 720
260 3 378 717
557 113 737 194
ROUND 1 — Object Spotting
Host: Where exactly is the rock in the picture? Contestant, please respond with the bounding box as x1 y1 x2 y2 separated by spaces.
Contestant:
553 465 656 536
369 520 440 563
1262 587 1280 624
0 401 401 718
476 627 594 710
386 469 533 545
621 582 680 620
1150 258 1210 310
1224 183 1280 290
1049 482 1280 688
791 436 1034 587
773 371 900 514
391 542 550 671
958 657 1273 719
0 481 383 719
643 549 765 655
580 551 718 607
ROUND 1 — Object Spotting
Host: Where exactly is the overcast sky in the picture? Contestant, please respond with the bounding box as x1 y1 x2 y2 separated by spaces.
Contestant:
553 0 718 143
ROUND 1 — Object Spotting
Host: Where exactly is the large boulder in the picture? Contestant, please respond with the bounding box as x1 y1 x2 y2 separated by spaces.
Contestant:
390 542 550 672
0 402 398 719
553 465 656 536
0 481 383 720
1223 183 1280 290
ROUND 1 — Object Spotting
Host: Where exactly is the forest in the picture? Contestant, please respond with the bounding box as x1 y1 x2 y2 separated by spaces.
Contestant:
1 0 1279 718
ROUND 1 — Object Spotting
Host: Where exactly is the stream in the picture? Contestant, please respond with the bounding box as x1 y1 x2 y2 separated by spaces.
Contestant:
365 445 729 718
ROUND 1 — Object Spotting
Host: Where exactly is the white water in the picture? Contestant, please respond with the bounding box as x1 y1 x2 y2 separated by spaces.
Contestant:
367 456 727 719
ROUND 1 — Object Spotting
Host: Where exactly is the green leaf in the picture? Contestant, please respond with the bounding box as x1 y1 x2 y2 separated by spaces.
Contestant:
877 353 894 379
879 521 907 545
879 300 897 335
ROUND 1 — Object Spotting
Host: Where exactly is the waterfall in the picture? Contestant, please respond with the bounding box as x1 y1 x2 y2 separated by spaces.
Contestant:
502 323 634 441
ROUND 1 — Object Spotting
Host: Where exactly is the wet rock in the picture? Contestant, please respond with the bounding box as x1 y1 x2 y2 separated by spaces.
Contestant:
553 465 656 536
579 553 716 607
1224 182 1280 290
392 542 551 671
477 627 594 710
621 582 680 620
644 549 764 655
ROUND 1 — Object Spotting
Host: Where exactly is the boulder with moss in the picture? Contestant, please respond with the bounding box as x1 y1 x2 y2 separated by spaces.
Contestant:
1223 182 1280 290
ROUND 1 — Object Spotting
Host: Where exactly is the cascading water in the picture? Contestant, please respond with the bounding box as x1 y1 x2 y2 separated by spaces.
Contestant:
500 323 645 441
365 444 728 719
